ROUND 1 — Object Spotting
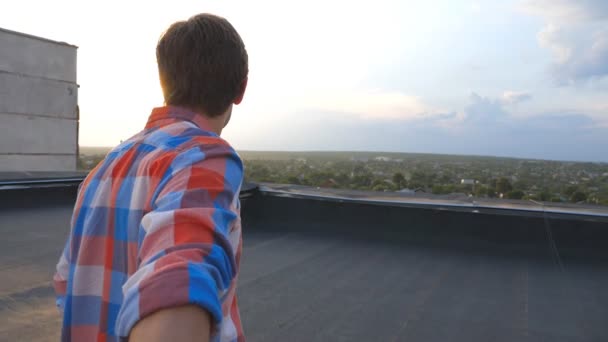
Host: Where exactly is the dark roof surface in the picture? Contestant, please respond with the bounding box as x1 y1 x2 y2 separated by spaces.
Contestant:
1 186 607 341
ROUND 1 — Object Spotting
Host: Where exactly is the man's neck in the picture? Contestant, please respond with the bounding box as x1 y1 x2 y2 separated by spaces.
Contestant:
206 116 226 136
188 105 232 136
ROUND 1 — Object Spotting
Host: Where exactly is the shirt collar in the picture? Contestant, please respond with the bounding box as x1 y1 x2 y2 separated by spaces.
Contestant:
145 106 215 133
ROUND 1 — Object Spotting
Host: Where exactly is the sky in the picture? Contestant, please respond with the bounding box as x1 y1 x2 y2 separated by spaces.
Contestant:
1 0 607 161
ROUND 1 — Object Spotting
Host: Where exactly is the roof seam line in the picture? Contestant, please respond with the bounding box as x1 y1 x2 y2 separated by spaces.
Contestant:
0 70 77 85
0 111 78 120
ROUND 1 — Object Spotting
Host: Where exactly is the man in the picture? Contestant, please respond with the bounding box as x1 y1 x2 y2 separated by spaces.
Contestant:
54 13 248 342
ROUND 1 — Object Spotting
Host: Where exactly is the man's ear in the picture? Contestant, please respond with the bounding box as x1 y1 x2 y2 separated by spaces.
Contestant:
233 77 248 105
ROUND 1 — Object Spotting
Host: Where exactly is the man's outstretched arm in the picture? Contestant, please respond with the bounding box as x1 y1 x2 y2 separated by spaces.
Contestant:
129 305 211 342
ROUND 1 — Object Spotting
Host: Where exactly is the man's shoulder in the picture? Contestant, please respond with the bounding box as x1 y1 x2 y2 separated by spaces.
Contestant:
91 122 241 182
141 122 241 173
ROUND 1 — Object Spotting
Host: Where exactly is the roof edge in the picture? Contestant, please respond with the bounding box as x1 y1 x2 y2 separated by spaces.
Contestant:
0 27 78 48
258 185 608 222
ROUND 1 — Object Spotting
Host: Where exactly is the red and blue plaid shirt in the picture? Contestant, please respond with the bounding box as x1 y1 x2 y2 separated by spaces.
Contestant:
54 106 245 341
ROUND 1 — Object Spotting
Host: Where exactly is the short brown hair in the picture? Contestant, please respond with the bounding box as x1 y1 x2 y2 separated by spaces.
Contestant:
156 14 248 117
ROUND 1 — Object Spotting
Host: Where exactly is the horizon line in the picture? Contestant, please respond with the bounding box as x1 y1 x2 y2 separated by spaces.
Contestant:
79 146 608 164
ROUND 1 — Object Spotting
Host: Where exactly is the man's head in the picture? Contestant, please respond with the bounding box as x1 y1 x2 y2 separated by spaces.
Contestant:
157 14 248 121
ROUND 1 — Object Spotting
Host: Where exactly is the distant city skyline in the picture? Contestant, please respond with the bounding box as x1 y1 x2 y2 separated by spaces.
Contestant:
1 0 607 162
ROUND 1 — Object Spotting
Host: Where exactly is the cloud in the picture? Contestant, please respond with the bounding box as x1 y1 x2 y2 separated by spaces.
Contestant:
417 92 606 161
351 91 532 127
537 25 574 63
521 0 608 83
234 91 608 162
502 91 533 104
521 0 608 23
524 113 595 131
538 25 608 84
310 90 447 121
456 92 512 125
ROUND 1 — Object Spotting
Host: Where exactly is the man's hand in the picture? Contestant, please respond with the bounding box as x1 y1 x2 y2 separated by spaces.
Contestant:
129 305 212 342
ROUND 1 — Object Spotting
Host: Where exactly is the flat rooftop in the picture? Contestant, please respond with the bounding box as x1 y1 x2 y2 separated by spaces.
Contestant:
0 185 607 341
262 184 608 220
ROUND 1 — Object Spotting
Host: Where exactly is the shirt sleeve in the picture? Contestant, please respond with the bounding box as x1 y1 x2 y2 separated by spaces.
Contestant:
54 180 81 312
53 238 71 311
115 145 243 338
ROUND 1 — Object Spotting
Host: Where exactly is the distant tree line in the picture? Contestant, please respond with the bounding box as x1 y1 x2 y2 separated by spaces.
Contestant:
242 157 608 206
78 153 608 206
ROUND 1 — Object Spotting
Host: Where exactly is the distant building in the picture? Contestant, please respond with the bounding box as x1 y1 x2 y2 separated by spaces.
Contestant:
397 189 415 194
461 179 475 185
0 27 78 171
374 156 391 162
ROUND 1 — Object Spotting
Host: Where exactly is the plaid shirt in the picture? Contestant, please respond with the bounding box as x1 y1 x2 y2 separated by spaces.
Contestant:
54 106 245 342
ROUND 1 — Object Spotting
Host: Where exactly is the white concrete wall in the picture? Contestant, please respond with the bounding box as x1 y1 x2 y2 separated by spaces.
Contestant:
0 115 77 154
0 29 76 82
0 72 77 118
0 28 78 171
0 155 76 172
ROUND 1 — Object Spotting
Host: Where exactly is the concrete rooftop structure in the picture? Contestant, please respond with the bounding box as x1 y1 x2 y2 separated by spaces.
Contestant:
0 27 78 172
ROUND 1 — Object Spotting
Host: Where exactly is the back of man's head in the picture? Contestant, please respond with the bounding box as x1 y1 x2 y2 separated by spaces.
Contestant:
157 13 248 117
